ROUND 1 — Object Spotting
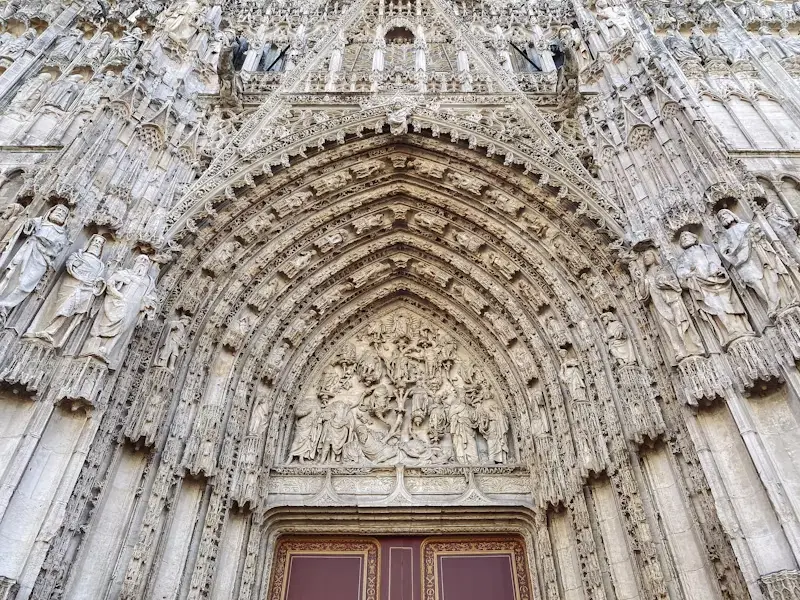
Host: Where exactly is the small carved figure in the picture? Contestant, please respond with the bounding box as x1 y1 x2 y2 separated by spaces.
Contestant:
716 209 798 315
287 397 323 464
160 0 203 48
154 316 190 371
559 351 588 403
27 234 106 347
281 248 315 279
0 204 69 321
477 396 509 463
448 392 478 464
0 202 25 246
82 255 158 366
689 26 724 61
635 248 703 359
9 73 53 112
765 201 800 264
103 28 144 68
600 312 636 365
318 396 358 463
675 230 753 345
354 412 399 464
595 0 629 40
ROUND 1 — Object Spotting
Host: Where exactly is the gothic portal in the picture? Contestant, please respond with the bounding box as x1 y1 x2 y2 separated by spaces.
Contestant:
2 0 800 599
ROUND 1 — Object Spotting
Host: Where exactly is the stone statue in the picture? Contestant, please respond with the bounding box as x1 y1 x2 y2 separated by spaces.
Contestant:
716 209 798 316
82 255 157 367
0 204 69 321
354 411 399 464
287 396 323 464
0 202 25 245
26 234 106 347
664 30 698 61
448 392 478 464
765 201 800 264
595 0 629 40
0 28 35 60
690 26 724 61
49 28 83 63
559 350 588 403
154 316 190 371
477 396 509 463
635 248 703 359
103 28 144 68
9 73 53 112
43 74 84 111
675 230 753 345
160 0 204 48
601 312 636 365
318 396 359 463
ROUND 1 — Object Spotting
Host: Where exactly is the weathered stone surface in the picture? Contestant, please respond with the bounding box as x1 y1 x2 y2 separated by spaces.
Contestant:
0 0 798 598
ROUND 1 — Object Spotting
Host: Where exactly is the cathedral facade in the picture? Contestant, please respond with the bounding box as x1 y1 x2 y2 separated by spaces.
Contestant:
0 0 799 598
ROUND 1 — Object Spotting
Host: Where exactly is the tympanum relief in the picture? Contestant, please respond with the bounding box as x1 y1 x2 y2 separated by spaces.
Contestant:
286 309 513 466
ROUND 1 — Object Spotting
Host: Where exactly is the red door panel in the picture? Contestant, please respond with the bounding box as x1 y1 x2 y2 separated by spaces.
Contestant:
267 535 529 600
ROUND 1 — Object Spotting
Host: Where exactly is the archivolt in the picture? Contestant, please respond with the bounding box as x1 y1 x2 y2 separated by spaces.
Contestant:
166 108 626 239
126 132 661 509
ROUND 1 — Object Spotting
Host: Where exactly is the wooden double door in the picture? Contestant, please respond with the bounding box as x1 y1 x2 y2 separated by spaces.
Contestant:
267 535 531 600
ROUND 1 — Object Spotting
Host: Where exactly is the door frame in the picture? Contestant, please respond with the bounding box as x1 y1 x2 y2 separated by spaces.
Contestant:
255 506 541 600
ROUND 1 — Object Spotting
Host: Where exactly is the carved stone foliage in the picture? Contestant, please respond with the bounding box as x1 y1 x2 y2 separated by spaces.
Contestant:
286 308 514 467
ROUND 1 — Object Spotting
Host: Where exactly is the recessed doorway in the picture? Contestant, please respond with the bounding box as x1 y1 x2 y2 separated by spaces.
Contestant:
266 535 531 600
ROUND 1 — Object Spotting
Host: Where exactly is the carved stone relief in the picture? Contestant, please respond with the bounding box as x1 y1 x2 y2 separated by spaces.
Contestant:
286 309 514 466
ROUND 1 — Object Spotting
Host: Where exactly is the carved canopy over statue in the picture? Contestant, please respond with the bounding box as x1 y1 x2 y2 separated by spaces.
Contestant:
286 309 514 466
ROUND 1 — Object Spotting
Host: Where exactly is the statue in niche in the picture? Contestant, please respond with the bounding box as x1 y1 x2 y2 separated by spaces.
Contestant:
282 248 315 279
675 230 753 345
8 73 52 113
287 396 323 464
0 28 36 61
716 209 798 316
285 310 511 466
102 28 144 68
248 392 271 435
595 0 629 39
689 26 724 61
600 312 636 365
559 350 588 403
764 201 800 264
713 29 746 63
160 0 204 48
43 74 84 111
0 204 69 322
82 255 157 366
634 248 703 359
0 202 25 245
664 30 699 61
154 316 190 371
50 28 83 63
26 234 106 347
